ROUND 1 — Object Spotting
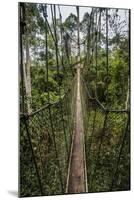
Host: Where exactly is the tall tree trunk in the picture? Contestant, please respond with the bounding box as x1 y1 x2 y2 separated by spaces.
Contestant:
126 10 130 110
76 6 80 63
25 38 32 114
125 76 129 110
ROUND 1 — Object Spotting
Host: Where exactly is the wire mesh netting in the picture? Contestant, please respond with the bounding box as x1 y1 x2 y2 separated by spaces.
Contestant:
81 78 130 192
20 75 77 196
81 6 130 193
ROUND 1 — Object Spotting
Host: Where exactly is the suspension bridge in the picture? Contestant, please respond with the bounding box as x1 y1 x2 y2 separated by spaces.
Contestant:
19 3 130 197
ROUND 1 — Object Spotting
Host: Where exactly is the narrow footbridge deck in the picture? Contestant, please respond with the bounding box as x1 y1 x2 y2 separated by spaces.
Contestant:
66 66 88 194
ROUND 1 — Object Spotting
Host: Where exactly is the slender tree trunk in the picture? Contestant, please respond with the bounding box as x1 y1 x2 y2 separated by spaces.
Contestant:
126 10 130 110
76 6 80 63
22 49 28 113
25 38 32 114
125 77 129 110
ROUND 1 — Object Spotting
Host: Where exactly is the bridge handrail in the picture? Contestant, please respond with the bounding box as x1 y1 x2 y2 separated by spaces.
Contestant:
81 76 129 114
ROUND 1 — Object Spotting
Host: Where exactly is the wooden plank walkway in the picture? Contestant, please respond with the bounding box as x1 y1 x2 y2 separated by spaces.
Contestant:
66 66 88 194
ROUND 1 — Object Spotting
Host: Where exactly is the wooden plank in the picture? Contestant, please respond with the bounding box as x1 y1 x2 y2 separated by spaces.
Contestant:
66 67 88 193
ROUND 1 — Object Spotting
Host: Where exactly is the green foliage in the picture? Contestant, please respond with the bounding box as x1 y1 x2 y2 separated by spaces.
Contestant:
63 13 77 33
82 7 130 193
20 3 130 196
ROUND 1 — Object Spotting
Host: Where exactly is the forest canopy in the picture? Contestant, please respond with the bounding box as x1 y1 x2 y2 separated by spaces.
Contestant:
20 4 129 113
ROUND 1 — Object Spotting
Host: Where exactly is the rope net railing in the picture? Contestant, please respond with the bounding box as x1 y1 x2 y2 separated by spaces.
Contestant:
20 78 77 196
81 7 130 192
81 78 130 192
20 3 77 196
